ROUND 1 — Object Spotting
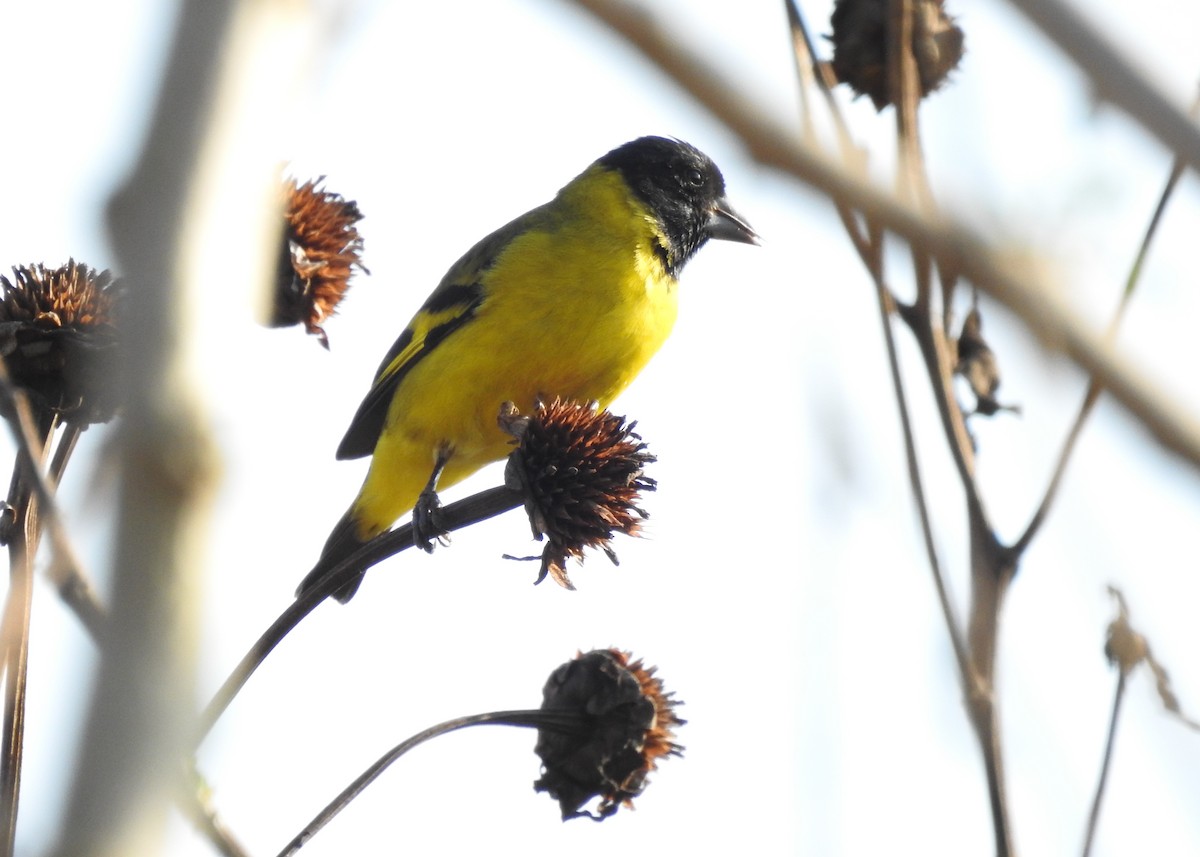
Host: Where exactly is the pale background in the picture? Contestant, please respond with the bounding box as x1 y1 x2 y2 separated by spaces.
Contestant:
1 1 1199 855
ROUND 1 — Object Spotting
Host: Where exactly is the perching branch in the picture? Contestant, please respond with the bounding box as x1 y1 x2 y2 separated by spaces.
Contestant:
194 485 524 748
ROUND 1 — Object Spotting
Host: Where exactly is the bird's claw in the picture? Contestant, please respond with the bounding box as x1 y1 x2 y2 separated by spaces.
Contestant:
413 488 449 552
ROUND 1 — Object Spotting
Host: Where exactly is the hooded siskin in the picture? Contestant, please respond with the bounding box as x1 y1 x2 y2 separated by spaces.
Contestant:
298 136 758 602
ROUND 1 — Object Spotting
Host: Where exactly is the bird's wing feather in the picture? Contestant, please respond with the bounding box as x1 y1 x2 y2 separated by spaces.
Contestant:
335 281 485 459
334 208 548 460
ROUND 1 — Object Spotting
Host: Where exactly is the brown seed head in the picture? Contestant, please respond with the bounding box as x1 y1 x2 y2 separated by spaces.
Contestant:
534 648 684 821
273 177 367 347
955 308 1018 417
828 0 965 111
0 260 122 426
500 399 656 590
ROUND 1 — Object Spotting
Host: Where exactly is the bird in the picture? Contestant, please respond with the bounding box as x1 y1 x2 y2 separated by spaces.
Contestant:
297 135 759 603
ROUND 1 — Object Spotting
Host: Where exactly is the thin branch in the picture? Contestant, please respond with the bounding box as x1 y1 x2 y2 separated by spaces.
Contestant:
1012 136 1193 557
871 269 972 683
276 709 547 857
193 484 524 749
41 423 109 639
964 518 1016 856
1082 670 1126 857
784 0 860 167
0 368 58 857
0 422 51 857
0 370 104 643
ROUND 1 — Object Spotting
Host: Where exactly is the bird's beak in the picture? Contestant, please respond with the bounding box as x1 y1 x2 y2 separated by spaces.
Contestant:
706 198 760 245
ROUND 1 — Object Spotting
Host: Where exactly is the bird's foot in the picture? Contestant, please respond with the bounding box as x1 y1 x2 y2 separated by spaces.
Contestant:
413 488 450 553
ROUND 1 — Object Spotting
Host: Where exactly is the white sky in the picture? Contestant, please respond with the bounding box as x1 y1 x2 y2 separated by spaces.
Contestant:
2 1 1200 855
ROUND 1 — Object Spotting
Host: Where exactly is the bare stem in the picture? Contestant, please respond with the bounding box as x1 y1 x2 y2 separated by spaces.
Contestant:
276 709 548 857
41 423 109 640
0 387 55 856
193 484 524 749
0 459 43 857
1082 670 1126 857
965 517 1016 856
0 368 104 646
1012 151 1190 557
783 0 859 167
872 278 973 682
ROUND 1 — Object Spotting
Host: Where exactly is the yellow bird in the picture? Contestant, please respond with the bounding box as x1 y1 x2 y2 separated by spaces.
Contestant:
298 136 758 602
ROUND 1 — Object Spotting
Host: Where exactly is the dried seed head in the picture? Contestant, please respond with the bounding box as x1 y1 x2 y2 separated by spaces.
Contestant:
500 399 656 590
273 177 367 347
0 260 122 426
534 649 684 821
828 0 965 111
955 308 1018 417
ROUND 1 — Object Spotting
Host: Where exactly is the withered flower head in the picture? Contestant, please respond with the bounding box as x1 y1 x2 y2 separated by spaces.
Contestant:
500 398 656 590
828 0 965 111
955 308 1018 417
273 177 367 348
534 648 684 821
0 260 122 426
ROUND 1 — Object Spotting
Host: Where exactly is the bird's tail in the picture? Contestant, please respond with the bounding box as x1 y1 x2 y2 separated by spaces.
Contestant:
295 509 370 604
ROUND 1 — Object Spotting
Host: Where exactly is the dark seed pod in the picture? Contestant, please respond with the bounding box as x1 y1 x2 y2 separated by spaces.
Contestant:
272 177 367 348
0 260 122 427
501 399 656 590
828 0 964 111
534 649 684 821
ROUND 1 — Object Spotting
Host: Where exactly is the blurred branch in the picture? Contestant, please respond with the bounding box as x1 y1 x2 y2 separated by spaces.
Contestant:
1004 0 1200 172
886 0 929 209
53 4 234 853
53 0 322 853
565 0 1200 473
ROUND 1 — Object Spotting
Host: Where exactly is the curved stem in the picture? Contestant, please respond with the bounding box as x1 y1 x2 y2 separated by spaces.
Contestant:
874 287 973 684
193 484 523 748
1012 149 1190 558
276 709 549 857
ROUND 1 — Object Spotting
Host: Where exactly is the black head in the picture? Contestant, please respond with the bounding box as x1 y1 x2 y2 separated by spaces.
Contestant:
598 136 758 277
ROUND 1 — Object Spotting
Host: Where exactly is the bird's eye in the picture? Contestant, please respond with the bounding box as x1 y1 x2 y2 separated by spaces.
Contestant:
685 169 705 187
